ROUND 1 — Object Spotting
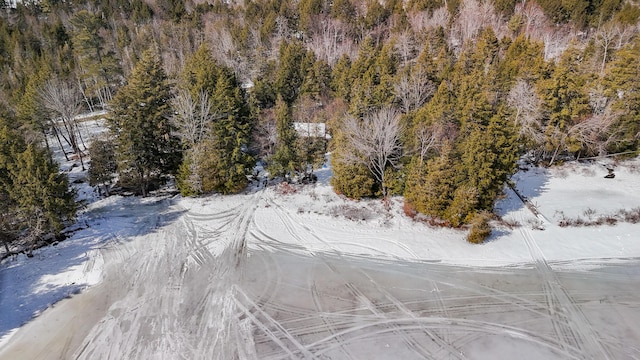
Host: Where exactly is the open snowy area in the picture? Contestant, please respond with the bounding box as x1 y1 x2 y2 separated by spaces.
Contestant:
2 121 640 359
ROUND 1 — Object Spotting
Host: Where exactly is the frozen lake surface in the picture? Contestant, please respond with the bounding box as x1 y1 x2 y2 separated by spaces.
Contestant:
241 249 640 359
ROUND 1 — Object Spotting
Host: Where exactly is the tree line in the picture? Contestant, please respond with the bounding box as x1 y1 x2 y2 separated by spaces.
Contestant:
1 0 640 248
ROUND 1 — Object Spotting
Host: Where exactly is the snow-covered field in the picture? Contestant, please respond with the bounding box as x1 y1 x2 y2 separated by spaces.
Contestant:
2 127 640 359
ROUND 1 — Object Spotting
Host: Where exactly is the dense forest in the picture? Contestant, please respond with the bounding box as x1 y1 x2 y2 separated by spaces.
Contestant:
1 0 639 248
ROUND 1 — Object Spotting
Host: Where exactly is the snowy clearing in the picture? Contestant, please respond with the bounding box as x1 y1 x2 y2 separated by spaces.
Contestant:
1 155 640 359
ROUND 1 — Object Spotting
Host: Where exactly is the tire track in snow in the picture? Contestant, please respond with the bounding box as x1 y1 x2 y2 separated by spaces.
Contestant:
74 195 262 360
266 197 448 359
519 210 612 360
271 197 587 359
260 194 579 359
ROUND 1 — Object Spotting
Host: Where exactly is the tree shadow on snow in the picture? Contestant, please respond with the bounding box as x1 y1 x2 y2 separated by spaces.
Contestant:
495 168 550 217
0 196 186 342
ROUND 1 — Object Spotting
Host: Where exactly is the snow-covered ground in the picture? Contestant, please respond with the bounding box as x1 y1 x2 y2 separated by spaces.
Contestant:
2 130 640 358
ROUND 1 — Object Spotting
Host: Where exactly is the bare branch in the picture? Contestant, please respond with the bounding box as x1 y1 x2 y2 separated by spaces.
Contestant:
39 77 85 168
568 106 621 156
507 79 545 146
393 66 436 113
342 107 403 196
171 89 216 146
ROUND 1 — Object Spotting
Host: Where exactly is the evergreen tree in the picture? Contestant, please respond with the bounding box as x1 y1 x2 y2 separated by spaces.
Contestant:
180 44 220 99
269 95 299 178
538 47 591 162
603 43 640 152
176 46 254 195
457 111 518 211
330 159 377 199
197 71 255 194
8 144 77 239
1 116 76 249
109 49 181 196
331 55 353 100
467 211 492 244
274 40 309 105
348 39 398 117
70 10 121 109
404 142 457 220
88 138 116 196
16 62 52 150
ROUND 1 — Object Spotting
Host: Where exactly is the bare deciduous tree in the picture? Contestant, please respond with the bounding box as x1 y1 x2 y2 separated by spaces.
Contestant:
516 1 547 38
454 0 499 44
39 78 86 168
614 25 637 50
507 79 545 147
393 66 436 113
415 121 457 163
307 16 356 66
253 109 278 159
394 31 416 65
596 24 619 73
407 7 449 33
568 106 620 157
171 89 214 146
342 107 403 197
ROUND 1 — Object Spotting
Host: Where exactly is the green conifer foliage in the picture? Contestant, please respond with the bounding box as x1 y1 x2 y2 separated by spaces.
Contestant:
176 46 254 195
269 96 299 178
539 47 591 160
603 43 640 152
109 49 181 196
274 40 310 105
467 211 492 244
457 112 518 211
16 62 52 148
331 55 353 101
404 142 457 220
330 160 377 199
497 35 545 91
180 44 220 99
88 138 116 196
70 10 121 108
199 73 254 194
8 144 77 234
348 40 397 117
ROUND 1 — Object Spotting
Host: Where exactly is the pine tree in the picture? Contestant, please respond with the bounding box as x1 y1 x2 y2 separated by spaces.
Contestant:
198 71 255 194
109 49 181 196
180 44 220 99
269 96 299 179
538 47 591 162
274 40 309 105
457 111 518 211
88 138 116 196
603 42 640 152
8 144 77 237
331 55 353 100
404 141 457 220
70 10 121 109
176 46 254 195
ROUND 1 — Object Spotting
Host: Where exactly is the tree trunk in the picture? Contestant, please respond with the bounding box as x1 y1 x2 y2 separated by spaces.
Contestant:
51 124 70 161
549 145 560 166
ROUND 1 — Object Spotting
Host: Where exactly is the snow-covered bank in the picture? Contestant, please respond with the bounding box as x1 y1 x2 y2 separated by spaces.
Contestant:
0 195 178 347
2 156 640 357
